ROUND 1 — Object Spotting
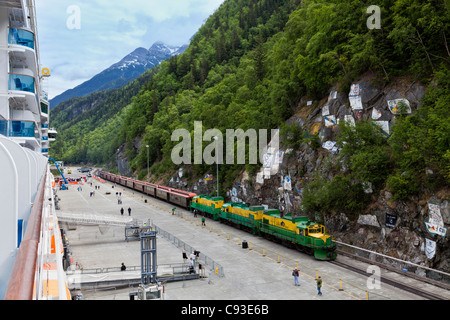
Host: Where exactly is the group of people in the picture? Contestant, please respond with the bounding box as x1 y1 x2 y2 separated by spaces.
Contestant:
120 207 132 216
89 184 101 197
183 249 201 273
292 268 323 296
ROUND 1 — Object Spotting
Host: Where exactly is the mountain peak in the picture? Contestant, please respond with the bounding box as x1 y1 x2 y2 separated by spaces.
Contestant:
149 41 187 56
49 41 188 108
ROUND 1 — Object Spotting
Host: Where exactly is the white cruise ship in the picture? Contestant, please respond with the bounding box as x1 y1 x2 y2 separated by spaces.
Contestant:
0 0 69 300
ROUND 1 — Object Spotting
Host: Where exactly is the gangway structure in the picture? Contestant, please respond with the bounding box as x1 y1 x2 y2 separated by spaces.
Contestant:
56 212 135 227
129 227 165 300
61 216 198 298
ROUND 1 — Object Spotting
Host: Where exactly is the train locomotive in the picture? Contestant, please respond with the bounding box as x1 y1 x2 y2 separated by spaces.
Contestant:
98 171 336 261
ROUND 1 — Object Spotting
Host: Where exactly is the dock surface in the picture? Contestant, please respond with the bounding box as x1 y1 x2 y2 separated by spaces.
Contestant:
57 171 450 301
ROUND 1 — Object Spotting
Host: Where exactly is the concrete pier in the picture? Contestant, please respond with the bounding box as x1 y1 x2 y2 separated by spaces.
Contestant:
57 170 450 301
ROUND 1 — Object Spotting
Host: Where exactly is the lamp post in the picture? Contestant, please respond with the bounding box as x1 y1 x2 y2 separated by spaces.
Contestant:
117 148 120 175
146 145 149 183
213 136 219 197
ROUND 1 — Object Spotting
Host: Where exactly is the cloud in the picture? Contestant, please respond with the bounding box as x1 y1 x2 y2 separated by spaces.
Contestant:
36 0 224 99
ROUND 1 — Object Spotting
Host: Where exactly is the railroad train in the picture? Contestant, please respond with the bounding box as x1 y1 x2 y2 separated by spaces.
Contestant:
98 171 337 261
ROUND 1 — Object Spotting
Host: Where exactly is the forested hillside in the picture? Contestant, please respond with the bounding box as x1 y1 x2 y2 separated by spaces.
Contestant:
51 0 449 206
50 66 160 163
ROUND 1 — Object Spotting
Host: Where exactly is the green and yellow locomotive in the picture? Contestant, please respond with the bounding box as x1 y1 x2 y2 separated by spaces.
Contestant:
220 202 265 234
192 199 336 261
259 210 336 260
190 195 224 220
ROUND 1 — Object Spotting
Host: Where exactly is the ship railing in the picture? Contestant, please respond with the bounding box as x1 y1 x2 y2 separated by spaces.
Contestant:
4 171 47 300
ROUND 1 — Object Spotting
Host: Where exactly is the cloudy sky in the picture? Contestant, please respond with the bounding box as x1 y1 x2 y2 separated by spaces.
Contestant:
35 0 225 99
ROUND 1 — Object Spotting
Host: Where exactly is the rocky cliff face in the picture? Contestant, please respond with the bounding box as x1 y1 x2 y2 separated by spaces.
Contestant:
164 75 449 275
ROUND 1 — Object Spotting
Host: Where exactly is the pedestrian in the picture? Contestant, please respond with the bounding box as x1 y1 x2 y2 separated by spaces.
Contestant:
292 268 300 286
128 207 131 216
194 209 197 217
121 262 126 271
189 257 195 273
182 249 188 262
201 216 206 227
120 207 124 216
172 208 176 215
316 276 322 295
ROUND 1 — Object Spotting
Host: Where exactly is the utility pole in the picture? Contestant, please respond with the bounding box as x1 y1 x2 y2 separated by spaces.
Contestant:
214 136 219 197
146 145 149 183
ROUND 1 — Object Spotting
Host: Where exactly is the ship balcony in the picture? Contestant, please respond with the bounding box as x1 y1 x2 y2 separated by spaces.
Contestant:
40 102 49 118
0 115 7 137
9 73 35 93
8 28 38 78
8 74 40 116
41 139 50 149
7 119 41 151
8 120 39 139
8 27 35 50
48 133 57 142
41 89 48 102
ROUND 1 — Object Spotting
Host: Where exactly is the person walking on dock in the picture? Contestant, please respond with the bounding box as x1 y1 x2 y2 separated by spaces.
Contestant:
316 276 322 295
189 257 195 273
292 268 300 286
120 207 124 216
128 207 131 216
202 216 206 227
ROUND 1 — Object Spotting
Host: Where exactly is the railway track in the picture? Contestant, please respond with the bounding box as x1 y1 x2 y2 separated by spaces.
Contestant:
330 255 448 300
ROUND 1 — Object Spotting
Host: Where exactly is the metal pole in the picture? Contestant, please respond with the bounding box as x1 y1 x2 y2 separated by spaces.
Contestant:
214 136 219 197
117 148 120 175
146 145 149 183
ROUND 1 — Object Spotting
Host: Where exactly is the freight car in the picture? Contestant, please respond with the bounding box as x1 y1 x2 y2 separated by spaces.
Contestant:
143 183 157 197
98 171 196 210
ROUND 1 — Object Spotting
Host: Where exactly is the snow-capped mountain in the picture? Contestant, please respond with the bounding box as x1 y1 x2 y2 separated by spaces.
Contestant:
49 42 187 109
112 42 187 72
